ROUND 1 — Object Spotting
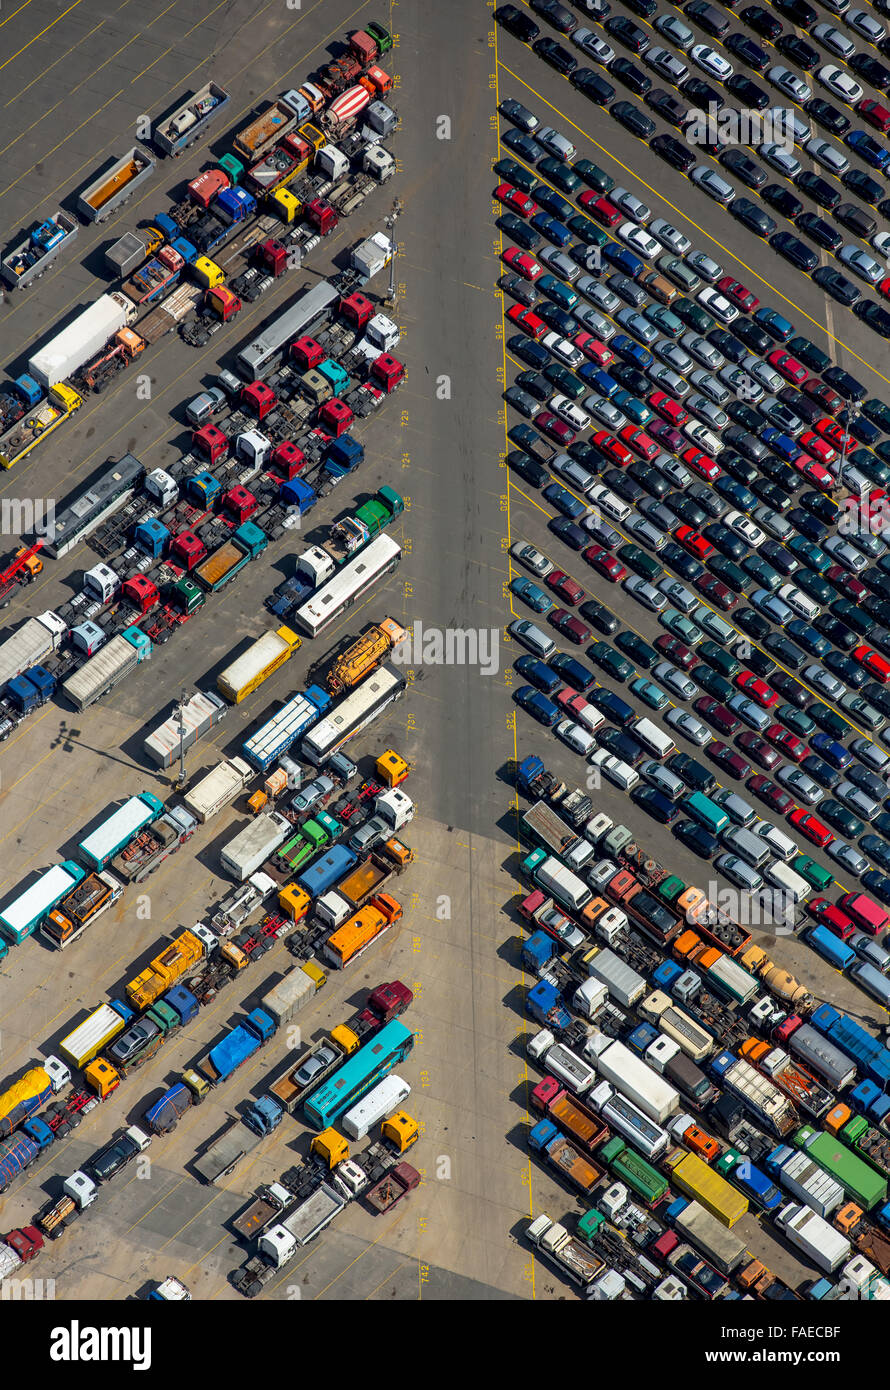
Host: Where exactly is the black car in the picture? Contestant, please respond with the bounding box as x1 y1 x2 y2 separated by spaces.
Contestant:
755 479 793 512
508 449 549 487
788 507 825 542
611 364 649 395
708 328 747 364
534 37 578 73
531 0 577 31
573 159 614 194
809 702 852 741
776 34 818 68
668 492 708 528
503 128 544 163
705 523 747 562
605 468 645 504
709 555 747 591
827 649 868 689
720 147 768 189
856 302 890 339
605 14 650 52
864 398 890 432
667 751 717 794
760 184 803 222
572 67 616 102
851 53 890 91
611 100 656 137
499 213 542 251
726 74 769 109
773 0 816 27
685 0 730 37
788 336 830 374
801 491 838 525
674 819 720 858
717 477 756 511
729 319 772 355
741 5 783 41
847 413 880 445
651 133 696 171
737 607 770 640
663 543 704 581
796 213 842 253
813 264 860 306
765 633 806 670
681 77 724 110
609 56 652 95
771 669 809 707
726 33 770 71
600 726 645 764
495 4 541 41
647 88 691 127
795 170 840 211
725 402 763 433
516 370 551 402
730 197 776 239
720 451 759 485
835 203 877 239
549 516 588 549
805 98 851 137
770 231 818 273
824 366 866 402
508 334 550 371
625 0 657 13
844 169 883 206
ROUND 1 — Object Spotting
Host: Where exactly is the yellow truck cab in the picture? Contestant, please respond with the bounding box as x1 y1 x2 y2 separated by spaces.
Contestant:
269 187 300 223
193 256 225 289
376 749 409 787
301 960 326 992
311 1128 349 1168
82 1056 121 1099
383 1110 419 1152
278 884 311 922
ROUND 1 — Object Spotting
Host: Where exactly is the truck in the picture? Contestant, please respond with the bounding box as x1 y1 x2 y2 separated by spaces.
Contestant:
194 521 267 592
2 213 79 290
842 1117 890 1182
366 1162 421 1214
596 1039 680 1126
200 1008 277 1086
184 757 253 824
154 82 229 155
294 488 404 588
234 1183 349 1294
59 1002 131 1069
111 806 197 883
261 964 324 1028
232 1181 298 1241
242 686 332 773
795 1125 888 1210
193 1098 283 1184
77 792 165 871
670 1197 750 1274
326 617 407 695
0 1065 56 1140
788 1023 857 1092
0 610 66 690
0 861 87 946
586 947 646 1010
531 1077 609 1156
143 689 227 769
77 148 155 222
233 101 300 161
528 1119 604 1198
211 872 276 937
104 227 164 278
221 811 292 882
740 1040 834 1121
137 281 202 342
143 1077 207 1135
62 626 152 711
516 754 567 803
0 1226 44 1283
217 626 302 704
710 1052 800 1138
267 1025 361 1114
315 841 414 930
41 869 122 950
126 926 214 1011
767 1145 845 1219
322 892 403 969
36 1172 99 1239
350 230 393 280
520 801 594 875
28 292 136 389
777 1202 851 1273
526 1214 605 1292
0 382 82 469
121 246 188 307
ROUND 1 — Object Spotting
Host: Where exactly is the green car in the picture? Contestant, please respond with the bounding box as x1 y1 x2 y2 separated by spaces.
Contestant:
778 704 816 738
808 702 852 741
494 157 538 194
743 554 782 593
698 640 739 679
660 607 703 645
819 802 864 840
788 537 830 574
590 641 634 682
795 569 833 605
573 158 614 193
618 543 662 583
709 556 747 592
792 854 835 893
568 215 608 247
612 390 652 426
644 305 683 338
630 675 669 710
537 156 581 195
693 665 734 702
658 255 701 293
510 576 553 614
673 297 713 334
544 363 586 401
616 630 658 669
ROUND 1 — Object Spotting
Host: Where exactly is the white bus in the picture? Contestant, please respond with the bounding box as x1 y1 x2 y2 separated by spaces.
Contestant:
293 534 401 638
341 1073 411 1140
301 664 406 766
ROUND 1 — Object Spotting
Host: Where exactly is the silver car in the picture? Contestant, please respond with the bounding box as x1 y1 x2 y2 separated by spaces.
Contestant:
753 505 792 541
615 308 659 345
623 516 668 554
645 46 689 83
536 125 577 161
650 219 691 256
805 133 850 173
816 64 862 105
836 780 882 819
759 142 801 178
658 577 697 612
851 738 890 773
828 841 870 876
812 22 856 58
574 306 615 340
551 453 597 494
586 281 620 314
572 27 616 63
624 575 668 611
768 65 812 103
823 534 868 572
777 765 823 804
684 335 724 370
727 693 771 731
653 660 699 700
540 247 580 282
654 13 695 49
719 364 764 401
848 8 885 43
665 706 711 747
653 342 694 374
586 393 626 429
685 250 724 282
610 186 652 224
652 453 691 486
686 394 728 430
839 245 883 285
804 664 845 700
689 369 731 405
691 166 735 204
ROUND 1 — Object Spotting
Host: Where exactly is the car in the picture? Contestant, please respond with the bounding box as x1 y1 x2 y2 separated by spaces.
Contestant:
514 685 560 726
770 232 819 273
824 366 866 402
108 1018 161 1065
816 65 863 105
505 385 542 419
768 65 812 103
839 246 884 286
496 183 539 219
812 21 855 58
720 148 769 192
546 569 586 605
515 655 562 694
496 4 541 40
789 808 834 848
185 387 226 427
674 820 720 858
510 575 554 614
605 14 650 53
555 718 597 755
691 44 733 80
549 517 589 550
624 574 669 611
590 640 634 681
579 598 619 635
499 98 541 133
862 869 890 906
849 7 886 42
572 26 616 63
534 36 578 72
292 775 335 813
502 247 544 282
690 166 736 205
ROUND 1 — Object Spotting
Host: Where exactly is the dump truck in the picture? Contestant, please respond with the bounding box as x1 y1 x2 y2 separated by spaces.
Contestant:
233 100 300 161
62 627 152 710
366 1162 420 1213
531 1077 609 1157
41 869 122 950
2 213 78 290
154 82 229 155
0 383 82 469
528 1119 604 1198
194 521 267 592
326 617 408 696
193 1098 283 1184
315 841 414 930
125 926 212 1011
78 148 155 222
711 1052 799 1138
200 1008 277 1086
211 873 276 937
526 1214 605 1292
121 247 187 307
111 806 197 883
217 626 302 703
233 1183 348 1295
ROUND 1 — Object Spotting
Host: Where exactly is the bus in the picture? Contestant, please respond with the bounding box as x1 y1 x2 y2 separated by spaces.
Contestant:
236 280 339 381
301 664 406 766
685 792 729 836
45 453 145 558
303 1019 414 1130
293 534 401 639
341 1073 411 1140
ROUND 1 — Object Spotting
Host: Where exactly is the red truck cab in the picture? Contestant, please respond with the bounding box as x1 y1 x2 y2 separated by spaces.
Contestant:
271 440 305 478
171 530 206 570
192 424 228 463
223 486 258 524
318 398 354 436
122 574 159 614
340 291 374 331
370 354 405 394
292 335 325 370
241 381 276 419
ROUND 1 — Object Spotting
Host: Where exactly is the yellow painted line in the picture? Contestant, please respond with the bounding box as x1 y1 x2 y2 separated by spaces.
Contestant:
0 0 85 74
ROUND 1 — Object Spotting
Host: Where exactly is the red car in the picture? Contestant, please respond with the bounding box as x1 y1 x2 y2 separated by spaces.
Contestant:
709 740 752 780
581 192 622 226
748 773 795 815
574 331 615 367
789 807 834 849
854 645 890 683
793 454 835 491
502 246 543 281
495 182 538 217
717 276 760 312
676 524 715 561
583 543 626 582
681 446 720 481
826 565 866 602
537 412 575 445
506 304 547 338
649 390 688 427
800 430 837 465
558 690 594 721
694 696 739 735
809 897 857 937
546 569 586 605
803 378 842 413
695 572 737 611
767 349 807 385
737 731 780 770
766 723 806 763
880 276 890 301
655 633 696 669
549 608 589 644
592 429 633 466
815 416 845 448
735 671 779 708
619 424 659 461
858 98 890 133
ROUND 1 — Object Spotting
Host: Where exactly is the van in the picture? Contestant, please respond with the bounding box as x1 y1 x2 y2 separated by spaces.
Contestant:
722 824 771 871
764 860 811 903
686 791 729 835
849 960 890 1008
839 891 890 935
590 747 639 791
779 583 821 620
640 760 686 800
807 925 857 972
632 717 676 761
642 271 678 306
712 788 756 827
590 483 631 523
752 821 797 863
715 853 763 893
509 619 556 659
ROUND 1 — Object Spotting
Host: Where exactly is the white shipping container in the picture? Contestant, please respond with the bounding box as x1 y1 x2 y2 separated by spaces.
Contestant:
778 1203 851 1273
29 294 129 388
144 691 227 769
184 757 251 823
596 1040 680 1125
220 811 291 881
775 1149 845 1219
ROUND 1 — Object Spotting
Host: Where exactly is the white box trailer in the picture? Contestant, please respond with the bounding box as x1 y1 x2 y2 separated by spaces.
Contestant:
261 967 317 1028
772 1147 845 1219
0 611 67 690
341 1073 410 1140
184 757 252 823
596 1040 680 1126
220 811 291 881
144 691 227 769
28 293 134 389
586 947 646 1009
777 1203 851 1273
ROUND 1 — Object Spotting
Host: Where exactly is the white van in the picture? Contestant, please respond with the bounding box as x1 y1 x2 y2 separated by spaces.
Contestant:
590 747 639 791
509 619 556 658
753 820 798 863
632 717 676 761
589 483 631 523
641 760 686 800
778 582 821 620
722 824 772 870
764 860 811 903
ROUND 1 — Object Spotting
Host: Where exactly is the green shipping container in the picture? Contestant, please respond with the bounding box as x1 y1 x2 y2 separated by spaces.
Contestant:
795 1126 888 1210
601 1135 667 1207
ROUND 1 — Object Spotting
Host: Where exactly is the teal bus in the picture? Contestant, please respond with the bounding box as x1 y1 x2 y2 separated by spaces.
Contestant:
303 1019 414 1129
685 791 729 836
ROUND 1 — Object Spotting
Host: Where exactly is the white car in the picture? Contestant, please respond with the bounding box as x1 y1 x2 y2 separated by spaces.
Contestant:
649 219 691 256
725 511 765 548
665 706 711 747
555 719 597 756
753 821 798 862
690 165 735 204
805 134 850 173
536 125 577 162
609 186 651 224
511 541 553 577
654 13 695 49
697 287 738 325
768 65 812 103
691 44 733 80
590 747 639 789
551 395 590 431
817 64 863 104
759 142 801 178
653 660 699 700
683 420 722 456
624 575 668 611
572 27 616 64
812 22 857 58
872 231 890 261
839 245 883 284
542 332 584 368
617 221 661 259
847 8 885 43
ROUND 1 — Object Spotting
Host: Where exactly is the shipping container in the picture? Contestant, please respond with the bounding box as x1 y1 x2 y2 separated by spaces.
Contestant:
668 1151 748 1228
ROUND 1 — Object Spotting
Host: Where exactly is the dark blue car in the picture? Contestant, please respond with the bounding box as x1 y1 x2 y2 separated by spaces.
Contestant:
602 241 645 279
845 129 890 170
544 482 588 519
810 731 853 770
612 333 653 369
531 212 573 246
863 869 890 905
515 655 562 695
513 684 560 726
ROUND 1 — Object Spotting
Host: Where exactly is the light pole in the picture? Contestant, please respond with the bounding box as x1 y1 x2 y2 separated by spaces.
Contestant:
176 687 188 788
385 198 403 305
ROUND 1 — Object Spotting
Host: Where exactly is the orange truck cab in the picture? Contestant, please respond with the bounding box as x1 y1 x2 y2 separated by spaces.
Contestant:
684 1124 720 1163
